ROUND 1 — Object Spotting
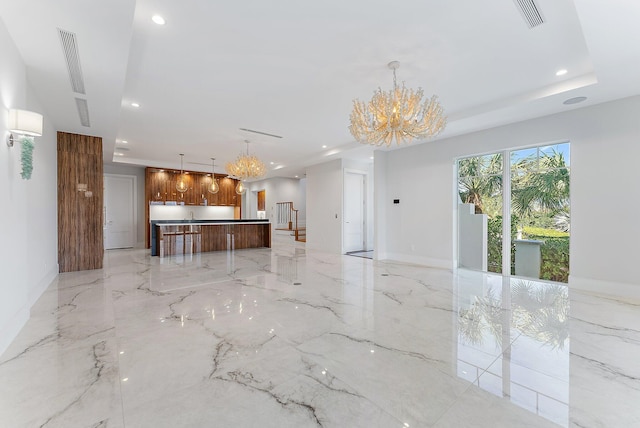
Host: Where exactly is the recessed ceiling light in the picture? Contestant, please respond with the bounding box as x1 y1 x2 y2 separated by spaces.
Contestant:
270 162 274 165
556 69 568 76
295 175 299 178
120 140 128 144
131 102 140 108
563 96 587 105
370 156 374 160
322 145 327 149
152 15 165 25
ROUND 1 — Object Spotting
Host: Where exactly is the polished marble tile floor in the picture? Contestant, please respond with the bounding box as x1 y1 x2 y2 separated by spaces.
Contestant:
1 239 639 427
346 250 374 259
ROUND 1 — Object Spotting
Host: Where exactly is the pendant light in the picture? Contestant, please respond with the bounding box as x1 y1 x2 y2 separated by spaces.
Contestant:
208 158 219 194
176 153 188 193
235 180 246 195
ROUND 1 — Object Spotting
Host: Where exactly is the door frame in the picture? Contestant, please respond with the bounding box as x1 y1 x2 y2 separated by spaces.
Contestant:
343 168 367 254
104 173 138 249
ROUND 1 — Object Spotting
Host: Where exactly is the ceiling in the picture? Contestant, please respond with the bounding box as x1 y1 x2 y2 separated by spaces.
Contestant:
1 0 639 179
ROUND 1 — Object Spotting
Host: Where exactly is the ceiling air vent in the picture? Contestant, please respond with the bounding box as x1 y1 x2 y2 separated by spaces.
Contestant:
513 0 545 28
239 128 283 139
58 28 86 94
75 98 91 127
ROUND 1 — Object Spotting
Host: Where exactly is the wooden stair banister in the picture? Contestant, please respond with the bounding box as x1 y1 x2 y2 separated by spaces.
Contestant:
276 201 298 231
276 201 305 242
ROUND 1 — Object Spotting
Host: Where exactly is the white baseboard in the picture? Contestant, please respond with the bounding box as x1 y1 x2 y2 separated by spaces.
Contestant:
569 275 640 300
381 252 453 270
28 266 58 306
0 304 30 356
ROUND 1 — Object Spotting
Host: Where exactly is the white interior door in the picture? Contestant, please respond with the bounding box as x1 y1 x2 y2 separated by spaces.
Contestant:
104 174 135 249
344 171 365 253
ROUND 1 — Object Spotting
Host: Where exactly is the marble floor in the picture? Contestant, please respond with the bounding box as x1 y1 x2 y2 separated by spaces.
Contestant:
346 250 374 260
1 239 639 428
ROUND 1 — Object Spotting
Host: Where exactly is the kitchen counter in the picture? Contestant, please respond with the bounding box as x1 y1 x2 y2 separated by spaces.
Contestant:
151 219 270 256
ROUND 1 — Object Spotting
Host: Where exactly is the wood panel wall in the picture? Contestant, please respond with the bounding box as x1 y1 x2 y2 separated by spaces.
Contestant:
144 167 242 248
57 132 104 272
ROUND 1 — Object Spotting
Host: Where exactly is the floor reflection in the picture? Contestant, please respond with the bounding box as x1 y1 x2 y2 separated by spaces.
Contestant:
456 272 569 427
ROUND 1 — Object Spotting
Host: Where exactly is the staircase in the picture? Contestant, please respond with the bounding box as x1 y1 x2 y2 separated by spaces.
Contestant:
276 201 305 242
294 227 306 242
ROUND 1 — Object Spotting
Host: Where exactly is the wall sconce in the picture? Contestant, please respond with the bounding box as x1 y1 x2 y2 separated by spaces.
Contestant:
7 108 43 147
7 108 43 180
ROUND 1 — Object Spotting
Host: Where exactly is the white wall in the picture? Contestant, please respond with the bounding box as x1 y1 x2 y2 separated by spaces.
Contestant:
104 163 145 246
246 177 306 226
377 96 640 296
0 19 58 354
306 159 343 253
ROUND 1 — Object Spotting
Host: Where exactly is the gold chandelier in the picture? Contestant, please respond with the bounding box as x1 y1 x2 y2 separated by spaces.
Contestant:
225 141 265 194
349 61 446 146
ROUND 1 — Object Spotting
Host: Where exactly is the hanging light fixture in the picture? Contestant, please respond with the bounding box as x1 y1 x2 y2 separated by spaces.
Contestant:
176 153 188 193
226 140 266 179
349 61 446 146
207 158 219 194
235 180 246 195
225 140 265 195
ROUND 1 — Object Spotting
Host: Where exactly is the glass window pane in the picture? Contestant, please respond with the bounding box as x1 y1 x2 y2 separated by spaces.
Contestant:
511 148 537 176
510 144 570 283
539 143 570 171
458 152 503 274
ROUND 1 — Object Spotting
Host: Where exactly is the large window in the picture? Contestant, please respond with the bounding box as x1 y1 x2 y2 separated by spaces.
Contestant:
457 143 570 282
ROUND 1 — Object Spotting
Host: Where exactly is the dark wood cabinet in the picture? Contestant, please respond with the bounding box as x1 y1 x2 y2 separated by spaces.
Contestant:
144 167 242 247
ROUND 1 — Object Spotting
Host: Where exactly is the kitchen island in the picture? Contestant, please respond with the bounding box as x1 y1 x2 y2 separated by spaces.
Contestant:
151 219 270 257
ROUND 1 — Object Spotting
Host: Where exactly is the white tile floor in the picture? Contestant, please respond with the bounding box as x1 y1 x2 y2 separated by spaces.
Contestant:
1 238 639 427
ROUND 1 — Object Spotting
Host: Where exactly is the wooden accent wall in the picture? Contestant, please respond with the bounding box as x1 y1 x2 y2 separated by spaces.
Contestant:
144 167 242 248
257 190 266 211
57 132 104 272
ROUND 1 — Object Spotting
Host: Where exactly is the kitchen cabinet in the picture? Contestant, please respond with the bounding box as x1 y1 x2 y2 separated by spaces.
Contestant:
144 167 242 247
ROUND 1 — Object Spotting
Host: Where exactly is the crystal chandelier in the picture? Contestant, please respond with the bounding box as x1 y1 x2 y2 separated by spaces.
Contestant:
207 157 219 194
349 61 446 146
176 153 188 193
225 141 266 195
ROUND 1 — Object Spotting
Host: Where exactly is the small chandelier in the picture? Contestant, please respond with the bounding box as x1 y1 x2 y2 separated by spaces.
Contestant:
207 158 219 194
235 180 246 195
226 141 265 194
349 61 446 146
176 153 188 193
